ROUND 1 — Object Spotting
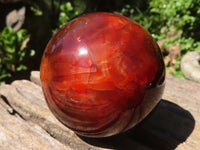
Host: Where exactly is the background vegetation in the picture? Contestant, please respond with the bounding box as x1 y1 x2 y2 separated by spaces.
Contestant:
0 0 200 84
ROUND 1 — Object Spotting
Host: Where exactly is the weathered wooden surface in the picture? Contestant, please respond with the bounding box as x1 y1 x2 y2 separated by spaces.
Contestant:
0 71 199 150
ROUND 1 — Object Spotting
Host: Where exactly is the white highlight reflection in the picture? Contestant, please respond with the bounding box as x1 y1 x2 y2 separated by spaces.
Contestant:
78 47 88 56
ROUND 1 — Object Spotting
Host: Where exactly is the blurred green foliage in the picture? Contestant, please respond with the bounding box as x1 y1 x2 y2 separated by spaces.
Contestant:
54 0 148 31
0 27 35 85
149 0 200 50
58 2 79 27
53 1 79 33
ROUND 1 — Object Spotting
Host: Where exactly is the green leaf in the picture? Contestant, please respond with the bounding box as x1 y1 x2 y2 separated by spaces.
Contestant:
30 6 43 15
30 49 35 56
16 65 27 71
0 26 33 83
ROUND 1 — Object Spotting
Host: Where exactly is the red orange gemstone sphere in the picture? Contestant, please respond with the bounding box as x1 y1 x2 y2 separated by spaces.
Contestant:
40 12 165 137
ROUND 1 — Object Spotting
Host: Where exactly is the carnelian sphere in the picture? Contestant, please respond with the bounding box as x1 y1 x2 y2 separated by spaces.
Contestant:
40 12 165 137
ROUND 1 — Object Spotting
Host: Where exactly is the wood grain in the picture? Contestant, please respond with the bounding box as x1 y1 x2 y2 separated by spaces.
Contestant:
0 71 199 150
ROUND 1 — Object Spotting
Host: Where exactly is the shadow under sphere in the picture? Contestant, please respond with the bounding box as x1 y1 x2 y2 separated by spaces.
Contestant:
79 99 195 150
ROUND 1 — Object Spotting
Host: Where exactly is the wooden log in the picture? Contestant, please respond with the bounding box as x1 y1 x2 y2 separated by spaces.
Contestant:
0 71 199 150
0 97 71 150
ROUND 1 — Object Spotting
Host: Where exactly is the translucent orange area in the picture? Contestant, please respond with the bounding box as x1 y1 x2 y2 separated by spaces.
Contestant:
40 12 165 137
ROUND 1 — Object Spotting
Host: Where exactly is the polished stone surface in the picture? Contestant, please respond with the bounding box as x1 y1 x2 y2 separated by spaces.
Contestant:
40 12 165 137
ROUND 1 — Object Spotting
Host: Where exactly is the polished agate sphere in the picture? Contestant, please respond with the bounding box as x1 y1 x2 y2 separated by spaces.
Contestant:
40 12 165 137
